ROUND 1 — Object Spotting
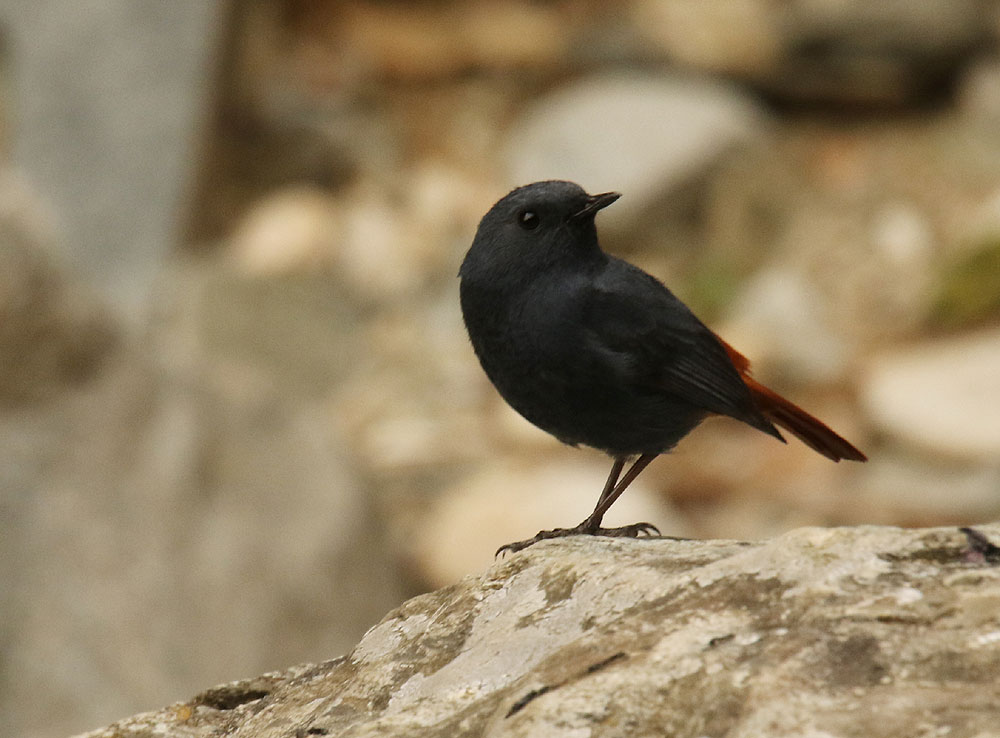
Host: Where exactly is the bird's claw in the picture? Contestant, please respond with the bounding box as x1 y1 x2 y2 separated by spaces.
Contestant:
496 521 662 557
600 521 661 539
496 527 575 557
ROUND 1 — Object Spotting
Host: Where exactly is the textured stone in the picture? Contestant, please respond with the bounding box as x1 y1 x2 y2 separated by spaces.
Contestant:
75 523 1000 738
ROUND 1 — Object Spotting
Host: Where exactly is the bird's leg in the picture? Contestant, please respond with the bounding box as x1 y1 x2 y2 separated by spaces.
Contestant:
594 455 627 508
579 453 658 532
496 454 661 557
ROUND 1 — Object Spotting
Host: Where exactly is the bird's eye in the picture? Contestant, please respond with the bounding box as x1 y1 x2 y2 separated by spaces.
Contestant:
518 210 540 230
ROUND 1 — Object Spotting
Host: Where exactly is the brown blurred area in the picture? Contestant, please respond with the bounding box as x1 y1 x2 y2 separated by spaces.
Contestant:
2 1 1000 736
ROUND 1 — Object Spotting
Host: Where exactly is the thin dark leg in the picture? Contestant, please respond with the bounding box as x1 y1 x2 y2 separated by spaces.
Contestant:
581 453 658 530
496 453 661 556
595 456 626 508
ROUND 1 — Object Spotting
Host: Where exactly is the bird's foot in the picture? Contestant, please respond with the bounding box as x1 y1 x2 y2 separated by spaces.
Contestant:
496 521 661 557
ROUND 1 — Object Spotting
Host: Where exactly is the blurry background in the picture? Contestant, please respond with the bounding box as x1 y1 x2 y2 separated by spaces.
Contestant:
2 1 1000 736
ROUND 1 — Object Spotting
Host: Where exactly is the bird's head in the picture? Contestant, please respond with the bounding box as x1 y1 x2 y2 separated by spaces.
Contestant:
460 180 620 284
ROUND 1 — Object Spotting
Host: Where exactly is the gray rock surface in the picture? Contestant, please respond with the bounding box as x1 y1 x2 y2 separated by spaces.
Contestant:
74 523 1000 738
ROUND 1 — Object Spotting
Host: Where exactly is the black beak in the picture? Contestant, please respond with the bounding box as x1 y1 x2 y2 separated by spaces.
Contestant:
570 191 621 221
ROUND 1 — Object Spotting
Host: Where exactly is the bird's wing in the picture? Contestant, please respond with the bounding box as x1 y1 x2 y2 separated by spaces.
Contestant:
582 262 768 424
582 261 863 459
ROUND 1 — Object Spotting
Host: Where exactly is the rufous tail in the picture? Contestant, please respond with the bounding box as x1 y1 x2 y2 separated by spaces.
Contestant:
743 376 867 462
714 334 867 463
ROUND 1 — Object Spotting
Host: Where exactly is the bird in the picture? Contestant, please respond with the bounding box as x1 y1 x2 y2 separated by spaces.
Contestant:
459 181 867 555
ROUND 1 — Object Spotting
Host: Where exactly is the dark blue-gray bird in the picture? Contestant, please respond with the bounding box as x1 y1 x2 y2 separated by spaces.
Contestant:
460 181 866 554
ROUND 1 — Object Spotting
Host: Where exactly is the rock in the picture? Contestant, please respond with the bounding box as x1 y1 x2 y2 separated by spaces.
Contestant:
503 73 767 232
862 329 1000 461
336 294 495 475
688 113 1000 338
772 194 938 340
74 524 1000 738
964 186 1000 242
355 402 490 472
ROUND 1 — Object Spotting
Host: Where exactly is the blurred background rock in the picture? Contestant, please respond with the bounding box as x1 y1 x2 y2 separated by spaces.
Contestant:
1 1 999 736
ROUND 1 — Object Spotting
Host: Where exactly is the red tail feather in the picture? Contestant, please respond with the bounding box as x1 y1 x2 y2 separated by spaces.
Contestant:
743 376 867 462
715 334 867 463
